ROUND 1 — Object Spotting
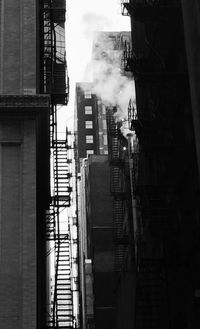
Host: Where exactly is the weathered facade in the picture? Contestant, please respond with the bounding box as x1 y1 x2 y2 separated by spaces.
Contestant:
111 1 200 328
0 1 70 328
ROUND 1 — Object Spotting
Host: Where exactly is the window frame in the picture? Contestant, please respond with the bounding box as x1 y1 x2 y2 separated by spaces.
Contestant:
86 135 94 144
86 150 94 156
84 91 92 99
85 105 93 115
85 121 93 129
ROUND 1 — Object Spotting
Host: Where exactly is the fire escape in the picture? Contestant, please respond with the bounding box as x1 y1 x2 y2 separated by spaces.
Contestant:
41 1 76 328
120 1 184 328
121 0 180 21
123 84 170 329
106 107 130 272
121 0 182 81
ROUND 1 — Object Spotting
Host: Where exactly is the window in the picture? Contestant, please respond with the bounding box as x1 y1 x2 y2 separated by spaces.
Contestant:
103 135 108 145
102 105 106 115
86 150 94 156
85 106 92 115
84 91 92 99
85 121 93 129
86 135 93 144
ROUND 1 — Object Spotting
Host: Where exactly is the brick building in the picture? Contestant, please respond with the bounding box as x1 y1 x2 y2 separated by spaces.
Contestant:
0 1 70 328
109 1 200 328
75 31 133 329
76 6 200 329
75 82 100 159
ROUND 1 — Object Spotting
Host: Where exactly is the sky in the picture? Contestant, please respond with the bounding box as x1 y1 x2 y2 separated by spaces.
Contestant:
61 0 131 130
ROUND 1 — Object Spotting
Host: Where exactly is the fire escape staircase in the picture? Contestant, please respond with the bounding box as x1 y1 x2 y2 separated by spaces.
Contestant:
107 107 131 272
42 1 75 328
52 139 72 208
121 1 180 21
54 235 74 329
46 138 73 329
51 140 73 328
113 198 129 271
46 205 56 241
45 133 73 329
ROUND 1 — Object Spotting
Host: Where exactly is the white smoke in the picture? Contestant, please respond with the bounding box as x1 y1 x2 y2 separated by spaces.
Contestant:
120 119 139 150
84 44 135 121
120 119 135 137
79 13 135 125
82 13 111 39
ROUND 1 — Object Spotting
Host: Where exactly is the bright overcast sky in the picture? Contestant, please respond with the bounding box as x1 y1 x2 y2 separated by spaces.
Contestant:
61 0 130 130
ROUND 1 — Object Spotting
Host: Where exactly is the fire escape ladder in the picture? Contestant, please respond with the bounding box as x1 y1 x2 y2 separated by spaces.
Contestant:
48 134 73 328
53 229 60 328
106 107 132 271
42 1 75 328
110 137 120 163
106 106 127 166
113 198 129 271
46 205 56 240
56 235 74 328
53 140 71 208
50 104 56 148
111 166 125 195
49 139 73 329
113 198 124 242
107 108 118 137
121 39 136 73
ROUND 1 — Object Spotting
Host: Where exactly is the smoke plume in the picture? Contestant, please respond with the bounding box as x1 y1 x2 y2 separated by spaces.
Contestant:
88 58 135 122
82 30 135 122
82 13 111 39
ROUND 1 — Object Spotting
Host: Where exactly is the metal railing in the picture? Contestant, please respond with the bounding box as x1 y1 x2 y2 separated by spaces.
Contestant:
42 0 69 105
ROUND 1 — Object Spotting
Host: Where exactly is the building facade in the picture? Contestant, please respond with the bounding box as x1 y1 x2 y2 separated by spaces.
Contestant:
78 156 116 329
112 1 200 328
0 1 70 329
76 7 200 329
75 82 100 159
0 2 49 328
75 31 133 329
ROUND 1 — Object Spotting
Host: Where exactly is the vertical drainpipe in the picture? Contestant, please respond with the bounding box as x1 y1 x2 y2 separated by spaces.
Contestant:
181 0 200 183
127 134 138 261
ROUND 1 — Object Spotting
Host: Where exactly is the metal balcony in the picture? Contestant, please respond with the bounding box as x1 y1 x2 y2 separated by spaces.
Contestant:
44 0 66 23
42 1 69 106
121 0 181 21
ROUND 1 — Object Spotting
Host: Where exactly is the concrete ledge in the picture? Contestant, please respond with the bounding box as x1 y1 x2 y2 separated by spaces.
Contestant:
0 94 50 110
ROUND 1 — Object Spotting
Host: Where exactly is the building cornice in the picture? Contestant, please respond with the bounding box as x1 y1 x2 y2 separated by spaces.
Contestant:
0 94 50 113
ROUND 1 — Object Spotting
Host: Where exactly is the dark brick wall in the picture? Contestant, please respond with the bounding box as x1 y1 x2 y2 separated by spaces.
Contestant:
0 0 36 94
86 156 117 329
0 118 37 328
